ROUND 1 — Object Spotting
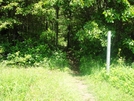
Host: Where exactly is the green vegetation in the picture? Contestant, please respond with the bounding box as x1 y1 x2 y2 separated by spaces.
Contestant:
103 67 134 96
0 0 134 101
83 74 134 101
0 0 134 65
0 67 83 101
79 57 134 101
1 57 134 101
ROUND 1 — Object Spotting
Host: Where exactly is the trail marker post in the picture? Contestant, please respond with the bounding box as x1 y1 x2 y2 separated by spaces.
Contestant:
106 31 111 73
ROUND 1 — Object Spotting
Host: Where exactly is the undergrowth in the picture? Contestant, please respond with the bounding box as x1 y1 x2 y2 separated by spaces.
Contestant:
79 56 134 100
99 66 134 97
79 56 105 74
0 41 68 70
2 50 68 70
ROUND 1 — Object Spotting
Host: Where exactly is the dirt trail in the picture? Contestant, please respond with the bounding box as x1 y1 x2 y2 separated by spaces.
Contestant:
67 51 96 101
73 76 96 101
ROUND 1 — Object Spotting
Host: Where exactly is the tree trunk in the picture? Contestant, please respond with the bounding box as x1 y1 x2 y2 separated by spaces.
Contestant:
55 6 59 49
67 9 72 51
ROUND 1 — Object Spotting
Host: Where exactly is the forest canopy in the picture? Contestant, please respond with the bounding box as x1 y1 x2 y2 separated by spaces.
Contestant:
0 0 134 66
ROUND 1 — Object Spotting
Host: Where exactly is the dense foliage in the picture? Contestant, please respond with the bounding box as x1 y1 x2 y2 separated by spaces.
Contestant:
0 0 134 66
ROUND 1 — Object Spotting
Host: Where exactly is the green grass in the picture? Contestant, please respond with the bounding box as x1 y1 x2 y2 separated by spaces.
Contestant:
82 74 134 101
0 67 83 101
100 66 134 96
79 57 134 101
1 57 134 101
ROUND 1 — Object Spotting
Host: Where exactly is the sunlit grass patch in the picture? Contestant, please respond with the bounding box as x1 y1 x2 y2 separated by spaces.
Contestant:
100 66 134 97
82 66 134 101
0 67 83 101
83 75 134 101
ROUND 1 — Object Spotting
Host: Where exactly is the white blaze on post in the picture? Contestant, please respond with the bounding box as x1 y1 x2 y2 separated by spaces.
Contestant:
106 31 111 73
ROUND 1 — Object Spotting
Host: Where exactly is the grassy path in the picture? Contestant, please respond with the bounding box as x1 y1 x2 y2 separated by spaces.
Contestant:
0 67 95 101
1 66 134 101
71 76 96 101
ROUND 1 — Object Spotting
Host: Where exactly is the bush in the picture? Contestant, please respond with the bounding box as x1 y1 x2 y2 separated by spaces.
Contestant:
49 50 69 69
79 56 105 75
5 41 52 66
6 47 69 69
7 51 34 65
99 66 134 96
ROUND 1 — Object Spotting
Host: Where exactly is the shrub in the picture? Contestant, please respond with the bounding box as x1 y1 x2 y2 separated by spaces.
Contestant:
6 47 69 69
79 56 105 75
99 66 134 96
6 43 51 66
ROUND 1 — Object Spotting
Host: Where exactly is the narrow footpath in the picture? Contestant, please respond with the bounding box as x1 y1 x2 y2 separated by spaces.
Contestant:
72 76 96 101
67 50 96 101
